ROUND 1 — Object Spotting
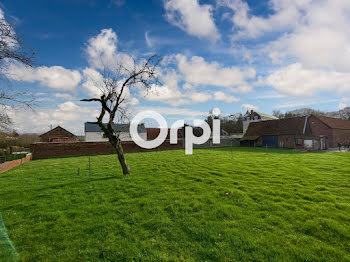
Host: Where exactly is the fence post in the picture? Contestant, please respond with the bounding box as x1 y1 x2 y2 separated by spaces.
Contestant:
88 156 91 181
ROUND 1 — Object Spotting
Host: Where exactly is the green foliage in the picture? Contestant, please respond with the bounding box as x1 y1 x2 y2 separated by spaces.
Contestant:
0 132 39 149
0 148 349 261
1 154 27 162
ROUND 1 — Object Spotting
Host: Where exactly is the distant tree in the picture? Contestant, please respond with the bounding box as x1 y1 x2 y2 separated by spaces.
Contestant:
275 108 327 119
82 54 161 175
0 16 35 131
272 110 284 119
205 112 243 135
11 129 19 137
338 107 350 120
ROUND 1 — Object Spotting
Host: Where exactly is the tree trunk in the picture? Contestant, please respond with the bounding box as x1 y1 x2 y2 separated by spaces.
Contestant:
113 138 130 175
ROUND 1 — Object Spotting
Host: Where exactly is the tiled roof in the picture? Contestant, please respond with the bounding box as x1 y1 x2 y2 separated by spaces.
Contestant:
314 115 350 130
39 126 77 137
243 116 307 137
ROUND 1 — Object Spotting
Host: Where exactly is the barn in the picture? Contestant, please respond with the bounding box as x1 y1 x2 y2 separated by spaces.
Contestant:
39 126 78 143
241 115 350 150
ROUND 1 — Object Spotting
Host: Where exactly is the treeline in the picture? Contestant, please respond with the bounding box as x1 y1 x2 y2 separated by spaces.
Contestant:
0 131 40 148
205 113 243 135
272 107 350 120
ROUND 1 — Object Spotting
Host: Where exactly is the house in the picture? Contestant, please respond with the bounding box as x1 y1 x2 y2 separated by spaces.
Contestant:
240 115 350 150
243 110 278 135
84 122 147 142
39 126 78 143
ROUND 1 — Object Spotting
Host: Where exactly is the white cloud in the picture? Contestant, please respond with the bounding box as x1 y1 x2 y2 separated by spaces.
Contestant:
273 98 338 109
241 103 259 111
54 93 75 100
82 67 105 97
176 54 255 91
339 98 349 110
214 91 239 103
142 84 187 106
164 0 220 41
265 63 350 96
7 102 99 134
81 67 139 105
220 0 350 72
186 91 211 103
145 31 153 48
218 0 309 40
85 28 134 71
6 63 82 91
141 69 212 106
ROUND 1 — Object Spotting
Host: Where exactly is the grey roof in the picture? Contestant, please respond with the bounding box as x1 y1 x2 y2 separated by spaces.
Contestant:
258 112 278 120
84 122 146 133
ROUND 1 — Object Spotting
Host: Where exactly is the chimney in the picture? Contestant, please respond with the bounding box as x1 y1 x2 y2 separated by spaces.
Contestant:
250 110 254 120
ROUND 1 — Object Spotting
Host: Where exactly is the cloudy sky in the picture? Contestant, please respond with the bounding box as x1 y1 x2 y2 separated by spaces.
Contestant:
2 0 350 135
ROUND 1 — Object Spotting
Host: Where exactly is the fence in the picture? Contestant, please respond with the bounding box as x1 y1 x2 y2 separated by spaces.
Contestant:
193 137 240 149
0 153 27 164
0 154 31 173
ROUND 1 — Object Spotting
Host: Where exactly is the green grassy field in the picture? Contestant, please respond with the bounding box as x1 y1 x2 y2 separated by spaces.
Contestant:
0 148 350 261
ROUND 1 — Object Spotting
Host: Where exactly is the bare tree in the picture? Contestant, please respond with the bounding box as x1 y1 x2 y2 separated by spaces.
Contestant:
0 17 34 131
82 54 161 175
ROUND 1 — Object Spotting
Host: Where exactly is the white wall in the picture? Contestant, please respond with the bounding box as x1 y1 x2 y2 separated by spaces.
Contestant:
85 132 147 142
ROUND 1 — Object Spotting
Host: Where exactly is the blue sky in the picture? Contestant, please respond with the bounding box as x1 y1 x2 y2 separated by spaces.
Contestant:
2 0 350 134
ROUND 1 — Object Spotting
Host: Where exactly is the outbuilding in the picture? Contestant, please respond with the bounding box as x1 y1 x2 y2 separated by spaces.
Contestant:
39 126 78 143
241 115 350 150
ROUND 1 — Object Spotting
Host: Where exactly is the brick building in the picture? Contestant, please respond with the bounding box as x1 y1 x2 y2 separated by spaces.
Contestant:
241 115 350 149
243 110 278 135
39 126 78 143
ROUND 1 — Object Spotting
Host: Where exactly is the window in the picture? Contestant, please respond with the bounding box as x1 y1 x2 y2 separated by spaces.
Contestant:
295 138 303 145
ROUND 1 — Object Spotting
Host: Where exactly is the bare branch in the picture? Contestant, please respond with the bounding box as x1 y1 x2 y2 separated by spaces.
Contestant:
81 53 162 174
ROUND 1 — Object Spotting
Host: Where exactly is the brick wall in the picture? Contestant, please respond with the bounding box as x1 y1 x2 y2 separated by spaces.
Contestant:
333 129 350 146
308 115 334 147
0 154 31 173
278 135 320 149
30 140 183 160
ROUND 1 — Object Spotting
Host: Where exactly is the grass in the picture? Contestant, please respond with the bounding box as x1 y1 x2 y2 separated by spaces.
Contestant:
0 147 350 261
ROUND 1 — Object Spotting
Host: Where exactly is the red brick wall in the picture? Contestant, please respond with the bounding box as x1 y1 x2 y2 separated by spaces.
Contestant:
0 154 31 173
30 140 183 160
332 129 350 146
278 135 319 149
278 135 301 149
308 115 334 147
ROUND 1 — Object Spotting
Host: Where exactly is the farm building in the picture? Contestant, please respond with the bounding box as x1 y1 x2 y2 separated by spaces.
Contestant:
39 126 78 143
243 110 278 135
85 122 147 142
241 115 350 150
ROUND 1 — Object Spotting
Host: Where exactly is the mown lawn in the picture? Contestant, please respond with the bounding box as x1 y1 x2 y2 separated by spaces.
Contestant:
0 148 350 261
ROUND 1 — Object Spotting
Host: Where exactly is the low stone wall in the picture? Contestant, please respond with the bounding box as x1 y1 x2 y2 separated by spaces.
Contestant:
0 154 31 173
30 140 183 160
